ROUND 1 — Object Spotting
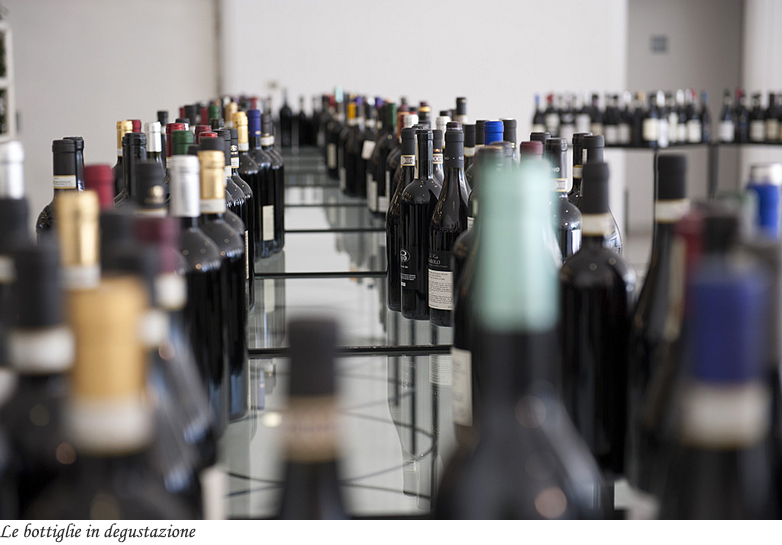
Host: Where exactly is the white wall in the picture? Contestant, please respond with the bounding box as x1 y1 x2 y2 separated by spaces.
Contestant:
741 0 782 176
625 0 744 233
220 0 629 229
3 0 218 226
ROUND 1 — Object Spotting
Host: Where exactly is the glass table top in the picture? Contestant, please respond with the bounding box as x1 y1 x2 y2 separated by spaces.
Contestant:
226 150 454 518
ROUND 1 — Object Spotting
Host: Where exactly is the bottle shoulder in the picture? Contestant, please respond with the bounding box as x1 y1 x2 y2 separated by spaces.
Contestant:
199 217 244 254
402 177 442 203
561 246 637 288
180 229 223 270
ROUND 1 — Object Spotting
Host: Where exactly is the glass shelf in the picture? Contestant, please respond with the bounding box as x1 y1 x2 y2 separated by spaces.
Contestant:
255 232 386 275
285 205 385 232
226 353 456 519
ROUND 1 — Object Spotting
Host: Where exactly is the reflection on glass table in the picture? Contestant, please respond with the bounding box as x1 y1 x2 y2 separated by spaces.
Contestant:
225 353 456 519
248 277 453 350
285 201 385 232
257 232 386 274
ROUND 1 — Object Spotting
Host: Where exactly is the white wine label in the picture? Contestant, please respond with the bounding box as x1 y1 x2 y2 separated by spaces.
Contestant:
750 120 765 142
658 120 669 148
260 136 274 147
467 216 474 231
719 121 734 142
766 119 780 142
676 124 686 142
63 264 100 291
572 165 583 179
451 347 473 426
284 397 339 463
655 199 690 223
591 123 604 136
9 326 74 373
581 213 613 236
554 178 568 192
339 167 346 190
433 153 443 165
200 465 227 520
200 198 226 214
377 195 388 213
263 278 275 310
117 148 123 157
327 143 337 169
0 255 14 283
618 123 631 144
680 381 770 448
367 179 377 212
238 142 249 152
687 120 701 143
361 140 376 160
642 118 659 142
428 249 453 311
605 126 618 145
575 114 591 134
231 157 240 169
401 154 415 166
429 353 453 386
464 147 475 157
53 175 77 189
156 272 187 311
262 205 274 241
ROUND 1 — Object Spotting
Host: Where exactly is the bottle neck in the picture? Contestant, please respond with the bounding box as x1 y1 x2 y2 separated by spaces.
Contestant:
261 133 275 150
417 139 433 180
180 216 200 229
580 213 613 246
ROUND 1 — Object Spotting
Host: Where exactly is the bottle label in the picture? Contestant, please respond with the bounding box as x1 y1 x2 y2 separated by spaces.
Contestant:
451 347 473 426
766 119 780 142
400 246 417 290
429 353 453 386
238 142 249 152
0 255 14 283
655 198 690 223
687 120 701 143
676 124 686 142
361 140 376 160
244 231 250 280
339 167 346 190
200 465 227 520
260 136 274 147
575 114 591 134
719 120 734 142
428 250 453 311
464 147 475 158
284 396 339 463
367 178 377 212
327 143 337 169
467 216 474 231
263 278 275 310
401 154 415 167
642 118 659 141
262 205 274 241
618 123 631 144
590 122 604 136
545 113 559 133
605 126 618 145
751 120 765 142
200 198 226 214
53 175 77 189
231 156 240 169
553 178 568 192
433 153 443 165
378 195 388 213
572 165 583 179
581 213 613 236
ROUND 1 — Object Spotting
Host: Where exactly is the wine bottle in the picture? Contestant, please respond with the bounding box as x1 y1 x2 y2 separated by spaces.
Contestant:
325 94 344 180
455 97 468 124
502 118 518 162
451 145 505 447
401 129 442 320
659 216 778 519
627 154 689 491
463 124 476 173
278 318 347 520
750 93 766 143
114 132 147 209
675 90 687 143
1 239 73 515
433 130 445 185
656 91 670 149
246 109 274 258
604 94 619 146
734 88 749 143
436 160 603 519
560 94 577 144
766 92 780 143
357 99 378 202
582 135 622 253
746 163 782 240
569 132 593 207
700 91 711 143
384 113 417 218
643 93 660 148
0 141 24 199
36 139 79 238
233 111 262 255
297 96 310 147
560 161 636 484
429 122 469 327
369 102 397 217
338 98 356 192
279 89 294 149
344 98 367 197
544 93 559 136
545 138 582 260
260 112 286 253
113 120 133 197
168 153 228 437
619 91 633 145
532 94 546 133
25 276 196 519
198 140 248 423
386 127 416 312
719 89 735 143
184 104 198 128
